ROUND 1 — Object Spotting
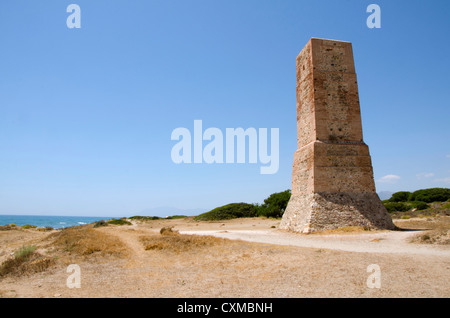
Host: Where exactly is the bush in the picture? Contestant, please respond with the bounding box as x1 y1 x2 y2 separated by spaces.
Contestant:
408 188 450 203
0 225 15 231
15 245 37 259
129 216 162 221
107 218 132 226
256 190 291 218
160 226 179 235
193 190 292 221
37 226 54 231
165 215 187 219
410 201 430 211
388 201 430 212
22 224 37 229
93 220 108 228
0 245 53 277
389 191 411 202
0 223 19 231
194 203 257 221
130 215 187 221
384 202 410 213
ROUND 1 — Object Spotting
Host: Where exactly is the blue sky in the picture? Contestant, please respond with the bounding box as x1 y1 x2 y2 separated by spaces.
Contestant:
0 0 449 217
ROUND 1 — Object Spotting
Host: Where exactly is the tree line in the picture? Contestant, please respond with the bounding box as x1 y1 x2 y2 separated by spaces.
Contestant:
194 188 450 220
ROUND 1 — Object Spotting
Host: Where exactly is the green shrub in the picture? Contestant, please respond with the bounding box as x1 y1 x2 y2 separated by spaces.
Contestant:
22 224 37 229
107 218 132 226
388 191 411 202
194 203 257 221
93 220 108 228
129 216 162 221
165 215 187 220
257 205 282 218
408 188 450 203
130 215 186 221
256 190 291 218
410 201 429 210
384 202 410 213
15 245 37 259
0 245 52 277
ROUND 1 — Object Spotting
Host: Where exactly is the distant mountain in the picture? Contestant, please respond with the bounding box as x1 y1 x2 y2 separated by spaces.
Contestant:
378 191 394 201
133 206 204 218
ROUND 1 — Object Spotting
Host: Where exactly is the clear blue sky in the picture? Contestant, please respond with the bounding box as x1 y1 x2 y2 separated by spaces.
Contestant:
1 0 449 217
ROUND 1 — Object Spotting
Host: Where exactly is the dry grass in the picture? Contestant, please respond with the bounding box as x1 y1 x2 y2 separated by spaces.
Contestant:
1 225 129 278
0 224 20 231
394 216 450 245
48 225 128 257
410 219 450 245
0 245 54 278
140 228 228 253
159 226 179 235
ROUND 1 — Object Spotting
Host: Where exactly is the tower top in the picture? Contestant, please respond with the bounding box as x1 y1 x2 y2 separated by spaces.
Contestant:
296 38 362 148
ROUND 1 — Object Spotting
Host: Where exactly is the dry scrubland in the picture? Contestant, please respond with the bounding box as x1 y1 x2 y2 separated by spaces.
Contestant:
0 216 449 298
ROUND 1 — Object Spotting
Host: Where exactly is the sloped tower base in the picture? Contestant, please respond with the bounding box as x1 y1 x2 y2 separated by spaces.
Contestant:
280 192 396 233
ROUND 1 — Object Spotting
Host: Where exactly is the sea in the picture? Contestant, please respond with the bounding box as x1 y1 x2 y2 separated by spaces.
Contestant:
0 215 114 229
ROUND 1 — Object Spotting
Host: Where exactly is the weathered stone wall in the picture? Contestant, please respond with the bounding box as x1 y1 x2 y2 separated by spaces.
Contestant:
314 142 376 193
281 192 395 233
296 40 316 149
280 38 395 233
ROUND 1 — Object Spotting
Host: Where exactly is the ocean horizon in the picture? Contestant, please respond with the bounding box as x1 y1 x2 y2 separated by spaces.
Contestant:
0 214 116 229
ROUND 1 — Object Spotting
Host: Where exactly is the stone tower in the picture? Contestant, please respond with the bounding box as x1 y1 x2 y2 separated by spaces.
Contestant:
279 38 395 233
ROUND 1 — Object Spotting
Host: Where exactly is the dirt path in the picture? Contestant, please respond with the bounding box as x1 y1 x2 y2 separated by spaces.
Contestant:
180 228 450 257
98 225 157 268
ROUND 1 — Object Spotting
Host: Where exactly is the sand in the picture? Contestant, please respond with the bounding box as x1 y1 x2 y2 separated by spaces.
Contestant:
0 217 449 298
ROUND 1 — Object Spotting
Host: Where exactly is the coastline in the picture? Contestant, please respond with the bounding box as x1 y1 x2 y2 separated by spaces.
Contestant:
0 215 113 229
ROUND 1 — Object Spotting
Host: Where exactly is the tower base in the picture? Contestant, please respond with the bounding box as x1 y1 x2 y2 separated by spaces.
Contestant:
279 192 396 233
